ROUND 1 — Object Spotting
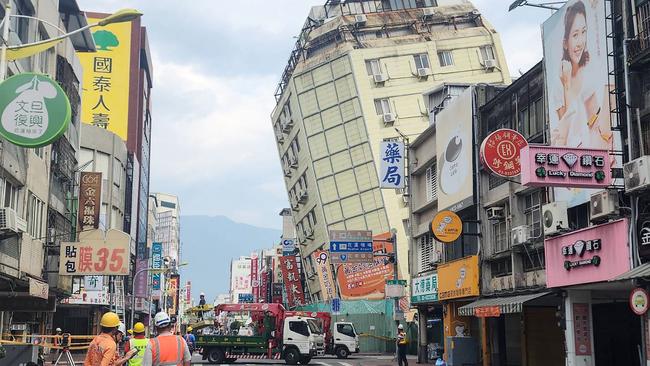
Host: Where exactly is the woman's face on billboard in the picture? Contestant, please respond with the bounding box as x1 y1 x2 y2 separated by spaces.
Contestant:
565 12 587 66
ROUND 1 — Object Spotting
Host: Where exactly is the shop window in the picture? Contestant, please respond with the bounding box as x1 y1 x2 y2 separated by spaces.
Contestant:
523 190 544 240
492 219 508 253
568 203 590 230
414 53 430 69
425 164 437 202
522 249 545 272
491 257 512 277
437 51 454 67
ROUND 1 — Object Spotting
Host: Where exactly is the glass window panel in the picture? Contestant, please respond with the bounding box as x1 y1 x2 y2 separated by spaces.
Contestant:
355 163 378 191
335 75 356 101
299 90 319 116
313 158 333 178
345 216 366 230
340 99 362 121
332 56 352 79
321 106 343 130
335 170 358 197
304 115 323 136
80 148 94 172
312 64 333 86
316 83 338 110
318 176 338 203
341 195 363 218
308 133 328 160
325 125 347 154
360 189 382 211
295 72 314 92
331 151 352 173
344 118 367 146
323 202 344 223
96 152 110 178
350 143 372 165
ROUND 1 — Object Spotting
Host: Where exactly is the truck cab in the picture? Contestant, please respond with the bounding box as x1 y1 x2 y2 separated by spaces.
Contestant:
282 316 325 364
332 322 359 359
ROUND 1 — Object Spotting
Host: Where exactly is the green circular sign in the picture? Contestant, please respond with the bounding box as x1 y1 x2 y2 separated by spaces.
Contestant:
0 73 71 148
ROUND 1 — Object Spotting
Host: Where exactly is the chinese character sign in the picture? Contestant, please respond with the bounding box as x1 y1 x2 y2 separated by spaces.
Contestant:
78 17 134 140
78 172 102 230
280 255 304 308
411 273 439 303
59 229 130 276
379 141 405 189
480 129 528 178
167 274 180 316
151 242 163 292
251 253 259 303
312 251 336 301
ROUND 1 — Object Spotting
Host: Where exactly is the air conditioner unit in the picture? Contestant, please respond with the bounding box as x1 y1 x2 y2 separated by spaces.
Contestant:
289 157 298 168
291 201 300 211
383 113 396 124
422 7 436 19
543 201 568 237
283 167 293 178
417 68 431 78
590 190 619 222
0 208 25 234
484 59 497 69
305 227 315 239
373 73 388 84
624 155 650 193
511 225 530 246
298 190 308 203
486 206 505 220
354 14 367 25
276 134 285 143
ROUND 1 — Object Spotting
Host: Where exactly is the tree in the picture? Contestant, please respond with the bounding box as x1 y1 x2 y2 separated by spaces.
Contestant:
93 30 119 51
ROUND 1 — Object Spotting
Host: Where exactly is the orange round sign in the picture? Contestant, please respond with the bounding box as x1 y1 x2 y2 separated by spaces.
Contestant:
430 211 463 243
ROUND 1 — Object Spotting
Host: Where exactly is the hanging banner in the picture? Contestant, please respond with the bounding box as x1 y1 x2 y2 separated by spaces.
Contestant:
251 253 259 303
280 256 305 308
59 229 130 276
272 283 283 304
437 255 480 300
151 242 163 295
78 172 102 230
167 274 180 316
379 141 405 189
312 250 336 301
186 281 192 304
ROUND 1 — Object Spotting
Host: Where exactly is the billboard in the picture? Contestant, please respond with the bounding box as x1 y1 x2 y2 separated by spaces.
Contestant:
436 88 474 212
335 232 395 300
543 0 615 207
78 172 102 230
437 255 479 301
59 229 130 276
79 16 133 140
312 250 336 301
379 141 405 189
280 255 305 308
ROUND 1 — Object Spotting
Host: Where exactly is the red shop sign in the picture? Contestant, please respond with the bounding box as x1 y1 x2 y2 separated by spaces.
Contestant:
480 129 528 177
474 306 501 318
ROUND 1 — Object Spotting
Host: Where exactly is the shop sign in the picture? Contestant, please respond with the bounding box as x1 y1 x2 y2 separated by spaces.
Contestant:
83 275 103 291
430 211 463 243
29 278 48 300
151 242 163 293
640 221 650 247
573 303 592 356
385 279 407 298
271 283 283 304
379 141 405 189
282 239 296 255
313 250 336 301
59 229 131 276
280 255 305 308
630 288 649 316
411 273 438 303
480 128 528 178
78 172 102 230
167 274 180 316
475 306 501 318
238 293 254 303
520 145 611 188
251 253 259 302
0 73 71 148
437 255 479 300
545 219 630 288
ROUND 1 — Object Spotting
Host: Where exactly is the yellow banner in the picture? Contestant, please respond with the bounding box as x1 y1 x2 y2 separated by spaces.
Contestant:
78 17 132 141
437 255 479 300
312 250 336 301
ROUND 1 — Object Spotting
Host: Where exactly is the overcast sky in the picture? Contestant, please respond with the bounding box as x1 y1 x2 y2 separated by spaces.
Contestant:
78 0 552 229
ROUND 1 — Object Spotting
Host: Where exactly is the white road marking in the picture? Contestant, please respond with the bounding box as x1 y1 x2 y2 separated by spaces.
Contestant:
338 362 353 366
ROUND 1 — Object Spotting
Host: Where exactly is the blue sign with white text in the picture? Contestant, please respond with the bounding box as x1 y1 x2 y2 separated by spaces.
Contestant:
332 298 341 314
151 242 163 291
329 241 373 253
239 293 254 303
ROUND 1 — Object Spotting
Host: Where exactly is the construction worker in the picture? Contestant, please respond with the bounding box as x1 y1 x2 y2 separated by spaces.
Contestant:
141 312 191 366
124 322 148 366
397 324 408 366
198 293 206 320
184 327 195 355
83 313 137 366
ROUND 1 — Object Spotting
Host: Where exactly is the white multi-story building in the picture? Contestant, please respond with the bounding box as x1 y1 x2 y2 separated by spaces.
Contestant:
229 256 252 303
152 193 181 265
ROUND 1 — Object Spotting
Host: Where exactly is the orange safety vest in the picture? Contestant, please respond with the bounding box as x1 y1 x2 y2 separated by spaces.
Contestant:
150 335 187 366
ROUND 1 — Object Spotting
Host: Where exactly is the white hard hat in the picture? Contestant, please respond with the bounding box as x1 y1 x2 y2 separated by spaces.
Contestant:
117 322 126 335
55 328 62 332
398 324 404 330
154 312 171 328
200 292 205 296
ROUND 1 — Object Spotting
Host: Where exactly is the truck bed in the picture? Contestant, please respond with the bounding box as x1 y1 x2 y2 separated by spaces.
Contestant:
195 335 272 353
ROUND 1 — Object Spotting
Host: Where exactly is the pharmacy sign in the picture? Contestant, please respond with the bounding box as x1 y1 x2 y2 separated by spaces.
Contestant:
0 73 71 147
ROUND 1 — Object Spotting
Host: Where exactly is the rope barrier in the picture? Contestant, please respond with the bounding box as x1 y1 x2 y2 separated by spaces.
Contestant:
358 333 396 341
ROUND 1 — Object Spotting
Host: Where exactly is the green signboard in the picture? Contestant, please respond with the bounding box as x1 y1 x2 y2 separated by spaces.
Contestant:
0 73 71 148
411 273 438 304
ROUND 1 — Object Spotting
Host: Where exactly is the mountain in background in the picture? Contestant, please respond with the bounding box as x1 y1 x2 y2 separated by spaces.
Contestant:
179 215 281 303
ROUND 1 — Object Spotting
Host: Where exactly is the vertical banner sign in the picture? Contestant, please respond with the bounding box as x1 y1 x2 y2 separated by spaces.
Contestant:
251 253 259 303
259 271 267 303
79 172 102 230
186 281 191 304
151 242 163 295
436 88 474 212
379 141 405 189
573 303 593 356
78 16 133 140
280 255 305 308
543 0 617 207
167 274 180 316
272 283 283 304
134 258 148 298
312 250 336 301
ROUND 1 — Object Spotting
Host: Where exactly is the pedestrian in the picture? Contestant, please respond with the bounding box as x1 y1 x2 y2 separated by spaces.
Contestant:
51 327 63 363
183 327 195 355
83 312 137 366
141 312 191 366
124 322 148 366
396 324 408 366
198 293 206 320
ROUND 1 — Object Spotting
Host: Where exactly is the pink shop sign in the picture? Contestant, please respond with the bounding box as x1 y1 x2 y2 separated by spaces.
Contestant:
545 219 630 288
520 145 611 188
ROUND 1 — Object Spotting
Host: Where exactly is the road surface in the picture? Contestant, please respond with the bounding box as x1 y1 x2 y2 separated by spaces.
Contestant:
190 354 415 366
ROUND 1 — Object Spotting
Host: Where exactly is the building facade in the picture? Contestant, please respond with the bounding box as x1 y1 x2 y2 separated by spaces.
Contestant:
271 0 510 301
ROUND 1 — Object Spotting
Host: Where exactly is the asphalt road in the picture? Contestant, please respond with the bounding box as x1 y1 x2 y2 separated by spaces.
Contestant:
190 354 415 366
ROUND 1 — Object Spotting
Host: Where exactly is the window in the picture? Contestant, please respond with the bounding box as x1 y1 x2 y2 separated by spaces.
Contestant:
365 59 382 76
437 51 454 67
113 159 123 188
160 201 176 209
414 53 430 69
374 98 392 115
479 45 496 62
32 147 44 158
418 233 439 273
292 137 300 153
492 219 509 253
425 164 437 202
389 0 417 10
27 193 44 239
491 257 512 277
37 26 53 74
289 321 310 337
10 0 31 45
3 180 19 210
568 203 590 230
337 323 356 338
523 191 544 239
523 249 545 272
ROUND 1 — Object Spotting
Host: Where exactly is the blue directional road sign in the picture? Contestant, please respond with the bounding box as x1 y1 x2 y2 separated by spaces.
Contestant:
332 298 341 315
329 241 373 253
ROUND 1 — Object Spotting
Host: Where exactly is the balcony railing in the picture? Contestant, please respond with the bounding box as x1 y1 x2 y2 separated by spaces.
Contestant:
629 1 650 64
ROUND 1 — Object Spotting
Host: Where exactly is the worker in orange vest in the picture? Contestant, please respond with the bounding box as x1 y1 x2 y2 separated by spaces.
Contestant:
141 312 191 366
83 313 137 366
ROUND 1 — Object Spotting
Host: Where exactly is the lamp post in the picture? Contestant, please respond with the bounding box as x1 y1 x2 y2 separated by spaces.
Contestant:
0 5 142 80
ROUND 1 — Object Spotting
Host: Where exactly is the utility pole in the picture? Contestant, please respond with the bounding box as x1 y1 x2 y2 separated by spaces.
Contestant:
391 229 400 360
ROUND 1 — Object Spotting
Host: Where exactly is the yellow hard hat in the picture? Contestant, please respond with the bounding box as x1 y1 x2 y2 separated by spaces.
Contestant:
133 322 146 333
187 326 193 332
100 312 120 328
128 329 133 335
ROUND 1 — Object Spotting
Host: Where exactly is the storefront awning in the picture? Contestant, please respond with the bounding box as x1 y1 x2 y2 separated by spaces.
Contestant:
458 292 552 317
611 262 650 281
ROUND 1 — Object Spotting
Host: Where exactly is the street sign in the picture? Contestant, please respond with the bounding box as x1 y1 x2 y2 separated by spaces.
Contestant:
282 239 296 255
329 230 372 242
329 241 373 253
330 253 374 264
332 298 341 315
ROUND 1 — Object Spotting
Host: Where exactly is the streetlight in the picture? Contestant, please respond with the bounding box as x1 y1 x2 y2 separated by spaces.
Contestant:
0 5 142 80
131 261 188 329
508 0 565 11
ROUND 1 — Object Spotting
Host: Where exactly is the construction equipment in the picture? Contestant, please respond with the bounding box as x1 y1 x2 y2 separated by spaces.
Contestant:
53 333 75 365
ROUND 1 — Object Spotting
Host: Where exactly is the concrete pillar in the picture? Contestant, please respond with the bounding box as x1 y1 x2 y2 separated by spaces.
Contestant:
418 306 428 363
564 290 594 366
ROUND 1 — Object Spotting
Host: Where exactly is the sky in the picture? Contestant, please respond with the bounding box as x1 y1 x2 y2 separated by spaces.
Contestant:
78 0 553 230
